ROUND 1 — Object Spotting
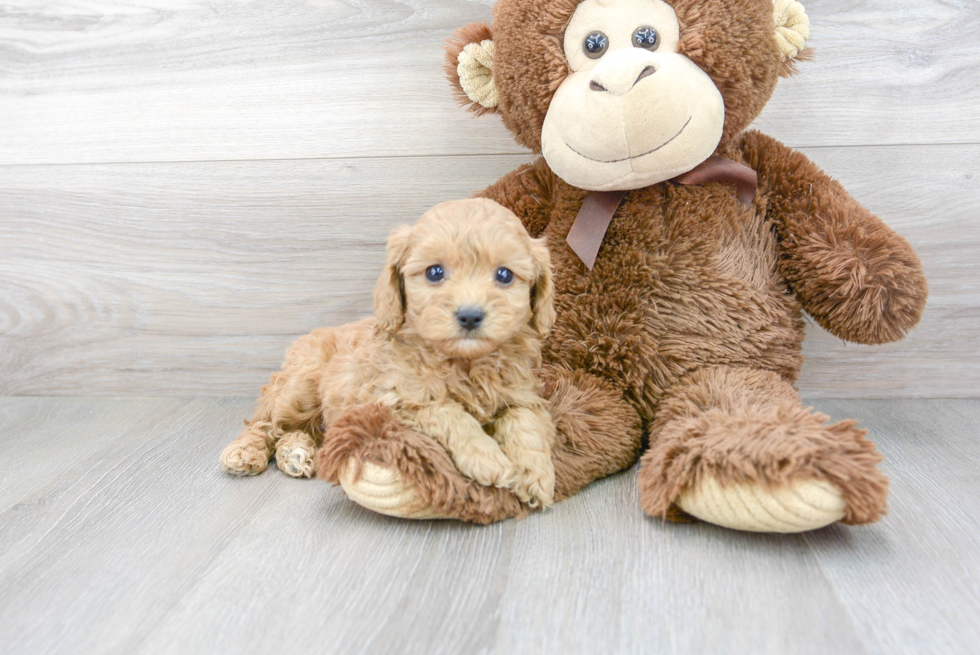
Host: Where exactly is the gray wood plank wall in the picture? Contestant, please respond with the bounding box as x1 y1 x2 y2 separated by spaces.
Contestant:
2 0 978 397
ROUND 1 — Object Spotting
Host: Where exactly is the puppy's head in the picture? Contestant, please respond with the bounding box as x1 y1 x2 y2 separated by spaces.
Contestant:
374 198 554 359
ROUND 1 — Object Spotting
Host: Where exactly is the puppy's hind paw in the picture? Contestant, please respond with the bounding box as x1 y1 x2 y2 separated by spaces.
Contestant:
274 431 319 478
276 445 316 478
221 443 270 476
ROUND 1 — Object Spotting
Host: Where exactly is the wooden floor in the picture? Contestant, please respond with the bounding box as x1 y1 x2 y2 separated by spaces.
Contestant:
0 397 977 655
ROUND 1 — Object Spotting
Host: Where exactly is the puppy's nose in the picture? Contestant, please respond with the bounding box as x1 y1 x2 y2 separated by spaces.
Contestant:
456 306 485 331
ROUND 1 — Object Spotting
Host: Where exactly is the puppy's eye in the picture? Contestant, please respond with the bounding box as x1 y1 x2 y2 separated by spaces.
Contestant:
632 26 659 50
583 31 608 59
425 265 444 283
495 267 514 285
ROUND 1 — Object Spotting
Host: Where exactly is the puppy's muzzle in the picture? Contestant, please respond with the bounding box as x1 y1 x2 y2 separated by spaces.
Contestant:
455 306 485 332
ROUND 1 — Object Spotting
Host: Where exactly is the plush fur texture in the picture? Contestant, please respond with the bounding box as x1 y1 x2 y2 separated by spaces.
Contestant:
445 22 498 117
316 402 531 524
315 363 644 523
314 0 927 528
637 366 888 524
742 131 929 344
223 199 559 507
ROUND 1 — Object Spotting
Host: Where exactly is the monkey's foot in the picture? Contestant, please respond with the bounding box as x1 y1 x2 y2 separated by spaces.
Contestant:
639 369 889 532
338 460 445 519
315 403 529 524
676 476 846 533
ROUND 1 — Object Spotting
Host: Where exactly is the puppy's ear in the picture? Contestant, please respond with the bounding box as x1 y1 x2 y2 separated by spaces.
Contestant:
529 236 556 337
374 225 412 336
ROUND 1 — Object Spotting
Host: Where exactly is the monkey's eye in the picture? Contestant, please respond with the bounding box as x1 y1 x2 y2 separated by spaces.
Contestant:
425 265 444 283
495 267 514 285
632 26 659 50
583 31 608 59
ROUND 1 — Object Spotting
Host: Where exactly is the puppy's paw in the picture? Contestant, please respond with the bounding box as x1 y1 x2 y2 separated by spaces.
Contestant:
276 444 316 478
510 453 555 508
453 441 516 489
221 443 270 476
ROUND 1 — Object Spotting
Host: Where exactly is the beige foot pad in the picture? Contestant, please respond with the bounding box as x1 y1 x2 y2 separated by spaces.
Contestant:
676 476 846 533
338 459 447 520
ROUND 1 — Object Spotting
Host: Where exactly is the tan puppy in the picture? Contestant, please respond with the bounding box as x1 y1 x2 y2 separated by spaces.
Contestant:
220 198 557 507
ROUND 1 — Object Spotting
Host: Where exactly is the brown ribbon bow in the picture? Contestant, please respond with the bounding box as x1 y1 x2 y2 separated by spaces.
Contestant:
565 156 758 270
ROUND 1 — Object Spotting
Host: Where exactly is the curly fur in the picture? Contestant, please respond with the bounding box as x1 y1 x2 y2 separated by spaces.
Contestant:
221 199 559 507
316 403 531 524
315 364 646 523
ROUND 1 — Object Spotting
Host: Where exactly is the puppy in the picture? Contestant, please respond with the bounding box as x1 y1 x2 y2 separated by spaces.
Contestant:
220 198 557 507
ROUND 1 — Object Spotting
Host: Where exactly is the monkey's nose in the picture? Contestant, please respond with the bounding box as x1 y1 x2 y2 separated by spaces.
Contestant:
635 65 657 85
590 65 657 95
456 306 485 331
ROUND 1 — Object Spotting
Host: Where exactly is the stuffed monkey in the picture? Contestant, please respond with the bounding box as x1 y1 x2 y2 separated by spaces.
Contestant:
315 0 927 532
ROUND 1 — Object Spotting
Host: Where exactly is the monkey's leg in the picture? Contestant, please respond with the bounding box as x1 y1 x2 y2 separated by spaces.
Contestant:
314 366 643 523
638 365 888 532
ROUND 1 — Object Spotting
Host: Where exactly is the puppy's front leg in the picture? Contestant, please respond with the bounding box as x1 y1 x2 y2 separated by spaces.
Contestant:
413 403 515 489
493 402 556 508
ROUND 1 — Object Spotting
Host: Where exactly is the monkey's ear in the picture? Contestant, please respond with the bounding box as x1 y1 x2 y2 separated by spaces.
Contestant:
444 22 500 116
773 0 812 77
374 225 412 337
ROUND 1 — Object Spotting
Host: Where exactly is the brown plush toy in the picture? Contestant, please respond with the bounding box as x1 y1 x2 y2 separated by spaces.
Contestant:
314 0 928 532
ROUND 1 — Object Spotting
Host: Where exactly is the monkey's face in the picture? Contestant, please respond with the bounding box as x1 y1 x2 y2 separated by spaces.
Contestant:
446 0 801 190
541 0 724 191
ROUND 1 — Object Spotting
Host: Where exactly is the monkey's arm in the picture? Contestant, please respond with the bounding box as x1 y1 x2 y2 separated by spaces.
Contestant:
476 157 556 237
742 130 927 344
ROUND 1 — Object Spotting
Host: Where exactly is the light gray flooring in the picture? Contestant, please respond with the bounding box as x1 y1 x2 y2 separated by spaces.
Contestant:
0 397 977 655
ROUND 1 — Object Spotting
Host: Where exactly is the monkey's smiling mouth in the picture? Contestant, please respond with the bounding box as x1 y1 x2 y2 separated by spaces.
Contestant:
565 116 692 164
